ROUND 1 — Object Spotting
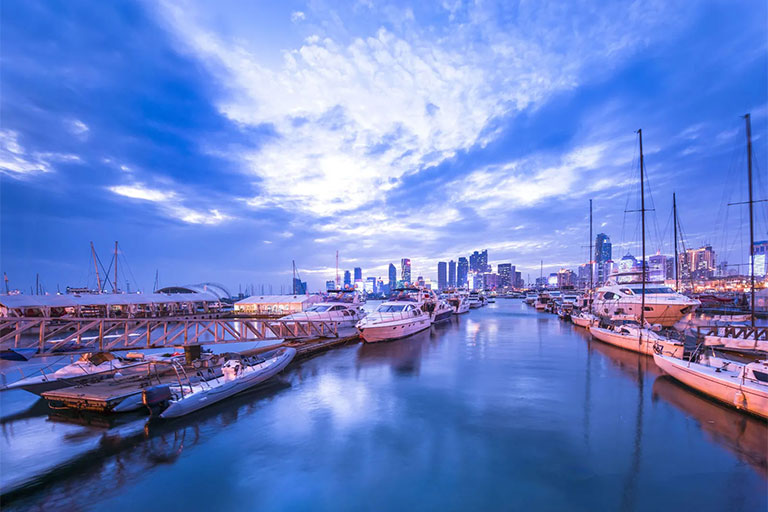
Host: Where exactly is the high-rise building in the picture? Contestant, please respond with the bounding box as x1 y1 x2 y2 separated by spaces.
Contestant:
325 280 335 290
679 245 716 280
388 263 397 286
343 270 351 288
354 267 362 281
292 277 307 294
457 257 469 287
437 262 447 290
648 253 668 282
448 260 456 287
365 277 376 294
498 263 512 288
594 233 612 284
416 275 425 288
752 240 767 276
514 271 523 288
483 273 499 289
556 269 576 288
469 249 490 273
401 258 411 284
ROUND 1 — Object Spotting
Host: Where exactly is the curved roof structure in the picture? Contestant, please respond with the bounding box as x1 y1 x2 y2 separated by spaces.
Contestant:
156 283 231 301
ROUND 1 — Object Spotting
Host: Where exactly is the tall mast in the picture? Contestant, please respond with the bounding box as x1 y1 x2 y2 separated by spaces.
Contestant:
113 241 118 293
589 199 593 293
90 241 102 293
292 260 297 294
3 272 8 294
638 129 646 327
745 113 755 329
673 193 679 292
335 250 340 289
540 259 543 287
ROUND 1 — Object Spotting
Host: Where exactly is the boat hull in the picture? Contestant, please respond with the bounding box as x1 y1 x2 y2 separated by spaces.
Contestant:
432 309 453 323
592 301 697 327
160 348 296 419
359 316 431 343
653 354 768 419
590 326 684 358
571 316 592 328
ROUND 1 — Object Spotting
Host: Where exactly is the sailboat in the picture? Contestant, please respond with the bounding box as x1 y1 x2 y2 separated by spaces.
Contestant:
589 129 685 358
654 113 768 418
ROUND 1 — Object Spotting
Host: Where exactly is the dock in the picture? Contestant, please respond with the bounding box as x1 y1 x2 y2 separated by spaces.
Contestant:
40 330 360 413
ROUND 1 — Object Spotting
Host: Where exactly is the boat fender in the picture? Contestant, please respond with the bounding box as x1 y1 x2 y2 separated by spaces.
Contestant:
733 390 747 410
143 385 172 406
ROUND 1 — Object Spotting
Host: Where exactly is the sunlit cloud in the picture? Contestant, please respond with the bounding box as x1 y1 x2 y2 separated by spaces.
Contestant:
108 182 232 225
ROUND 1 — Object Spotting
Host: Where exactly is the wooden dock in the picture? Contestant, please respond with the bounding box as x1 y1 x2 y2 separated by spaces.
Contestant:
41 331 360 413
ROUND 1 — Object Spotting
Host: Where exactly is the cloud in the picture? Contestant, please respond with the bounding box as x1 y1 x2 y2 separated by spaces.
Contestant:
153 1 680 217
68 119 89 137
290 11 305 23
0 130 80 178
108 182 232 225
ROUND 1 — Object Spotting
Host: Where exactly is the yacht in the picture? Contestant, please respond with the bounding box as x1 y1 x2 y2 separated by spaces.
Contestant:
446 290 470 315
467 291 484 309
356 288 432 343
534 291 550 310
591 278 699 327
281 289 364 326
590 321 685 358
654 351 768 419
571 310 598 329
524 292 538 305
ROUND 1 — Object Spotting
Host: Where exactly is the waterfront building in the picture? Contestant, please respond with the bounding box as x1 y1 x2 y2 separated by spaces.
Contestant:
448 260 456 287
401 258 411 284
556 269 576 289
594 233 612 284
437 262 447 290
234 294 321 315
325 280 335 290
388 263 397 287
483 273 499 289
471 273 484 290
457 257 469 287
679 245 716 280
498 263 512 288
753 240 768 276
343 270 351 288
514 271 523 288
354 267 362 281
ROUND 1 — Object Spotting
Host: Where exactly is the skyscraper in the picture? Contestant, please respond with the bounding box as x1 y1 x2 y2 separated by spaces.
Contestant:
594 233 612 284
343 270 351 288
437 262 447 290
448 260 456 287
457 257 469 287
325 280 335 290
292 277 307 294
354 267 362 281
388 263 397 286
498 263 512 288
401 258 411 284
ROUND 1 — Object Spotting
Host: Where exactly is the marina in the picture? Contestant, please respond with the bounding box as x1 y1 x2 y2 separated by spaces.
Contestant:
1 300 765 511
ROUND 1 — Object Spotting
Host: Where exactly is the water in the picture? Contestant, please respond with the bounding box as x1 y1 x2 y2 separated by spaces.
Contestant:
1 300 766 511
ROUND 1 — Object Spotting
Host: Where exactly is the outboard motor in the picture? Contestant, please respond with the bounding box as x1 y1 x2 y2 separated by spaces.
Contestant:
143 384 172 413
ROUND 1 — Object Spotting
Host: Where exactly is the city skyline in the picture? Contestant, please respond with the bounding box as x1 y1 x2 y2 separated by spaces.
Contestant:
1 1 767 294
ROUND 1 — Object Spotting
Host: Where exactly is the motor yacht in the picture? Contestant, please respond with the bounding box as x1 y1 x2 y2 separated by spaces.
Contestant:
356 288 432 343
468 291 484 309
534 291 551 310
592 278 699 327
446 290 470 314
524 292 538 305
280 289 364 327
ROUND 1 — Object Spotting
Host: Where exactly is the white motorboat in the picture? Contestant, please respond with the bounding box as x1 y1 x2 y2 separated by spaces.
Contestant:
446 291 470 314
571 311 598 329
429 299 454 323
534 291 550 310
356 288 432 343
524 292 538 305
155 347 296 419
2 352 150 395
468 291 484 309
590 322 685 358
280 289 364 327
653 352 768 419
592 280 699 327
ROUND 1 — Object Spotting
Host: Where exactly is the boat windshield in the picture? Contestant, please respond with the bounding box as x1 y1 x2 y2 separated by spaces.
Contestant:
376 304 407 313
630 287 676 294
306 305 332 312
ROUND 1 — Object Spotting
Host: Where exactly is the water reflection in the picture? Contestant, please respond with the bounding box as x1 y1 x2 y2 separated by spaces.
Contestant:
653 376 768 478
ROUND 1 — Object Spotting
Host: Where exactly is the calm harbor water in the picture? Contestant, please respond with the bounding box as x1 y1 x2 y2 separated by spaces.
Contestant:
1 300 766 511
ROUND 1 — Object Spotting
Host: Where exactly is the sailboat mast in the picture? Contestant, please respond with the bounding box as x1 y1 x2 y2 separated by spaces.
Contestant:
90 241 102 293
638 129 646 327
673 193 679 292
589 199 593 293
745 113 755 329
335 250 340 289
113 241 118 294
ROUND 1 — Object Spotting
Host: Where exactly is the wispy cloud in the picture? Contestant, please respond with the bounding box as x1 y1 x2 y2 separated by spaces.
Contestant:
0 130 81 178
108 182 232 225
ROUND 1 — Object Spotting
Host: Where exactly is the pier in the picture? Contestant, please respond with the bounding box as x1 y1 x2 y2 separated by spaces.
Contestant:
0 316 343 355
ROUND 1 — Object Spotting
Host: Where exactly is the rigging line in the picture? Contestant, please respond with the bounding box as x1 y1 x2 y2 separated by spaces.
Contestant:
118 248 140 293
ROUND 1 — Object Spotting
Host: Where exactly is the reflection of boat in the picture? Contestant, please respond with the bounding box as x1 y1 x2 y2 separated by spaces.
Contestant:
653 353 768 419
157 347 296 419
356 288 431 343
652 376 767 479
2 353 150 395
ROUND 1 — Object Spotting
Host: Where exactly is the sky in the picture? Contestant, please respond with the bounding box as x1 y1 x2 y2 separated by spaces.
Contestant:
1 0 767 295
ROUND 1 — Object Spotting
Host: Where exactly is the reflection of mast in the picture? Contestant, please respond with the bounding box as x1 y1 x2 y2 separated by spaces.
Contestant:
620 359 644 511
583 339 592 448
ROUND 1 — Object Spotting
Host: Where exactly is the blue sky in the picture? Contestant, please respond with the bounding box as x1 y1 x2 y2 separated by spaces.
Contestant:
1 0 767 294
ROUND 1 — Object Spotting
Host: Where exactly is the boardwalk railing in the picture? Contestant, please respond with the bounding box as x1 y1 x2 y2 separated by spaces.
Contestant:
0 316 339 355
695 325 768 341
